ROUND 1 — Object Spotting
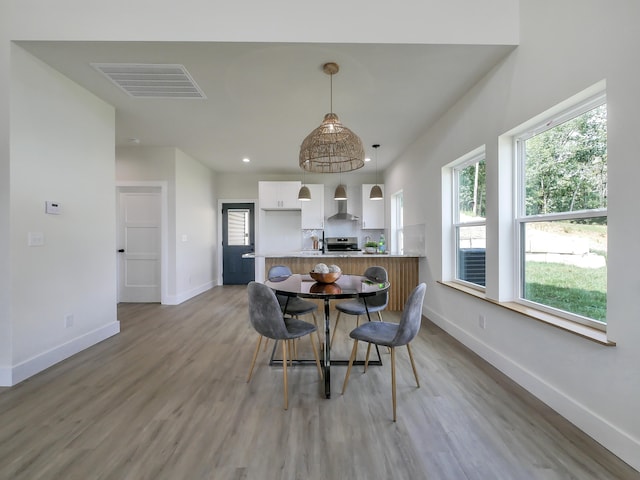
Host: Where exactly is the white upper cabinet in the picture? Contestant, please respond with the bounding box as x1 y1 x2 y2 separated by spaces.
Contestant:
361 184 385 229
301 184 324 229
259 181 301 210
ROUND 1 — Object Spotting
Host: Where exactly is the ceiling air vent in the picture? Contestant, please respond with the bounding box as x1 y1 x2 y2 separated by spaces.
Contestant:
90 63 206 99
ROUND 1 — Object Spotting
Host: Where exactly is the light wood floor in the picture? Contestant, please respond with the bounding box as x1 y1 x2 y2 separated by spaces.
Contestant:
0 285 638 480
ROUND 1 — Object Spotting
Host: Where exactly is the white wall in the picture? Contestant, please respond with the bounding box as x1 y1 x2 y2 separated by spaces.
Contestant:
6 45 119 384
261 211 303 254
116 146 177 299
174 149 217 302
0 16 9 379
216 172 378 200
116 146 217 304
0 1 518 45
385 0 640 470
116 146 176 180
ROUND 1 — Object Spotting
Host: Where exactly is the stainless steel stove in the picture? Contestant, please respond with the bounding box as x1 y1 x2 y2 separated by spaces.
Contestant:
325 237 359 252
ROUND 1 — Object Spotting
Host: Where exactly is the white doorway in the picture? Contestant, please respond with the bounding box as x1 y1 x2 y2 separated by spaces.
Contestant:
116 185 165 303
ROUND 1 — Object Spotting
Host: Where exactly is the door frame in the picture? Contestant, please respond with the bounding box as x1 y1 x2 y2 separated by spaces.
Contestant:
217 198 258 285
116 181 169 304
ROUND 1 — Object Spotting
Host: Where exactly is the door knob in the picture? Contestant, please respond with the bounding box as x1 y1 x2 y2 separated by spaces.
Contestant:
117 249 125 253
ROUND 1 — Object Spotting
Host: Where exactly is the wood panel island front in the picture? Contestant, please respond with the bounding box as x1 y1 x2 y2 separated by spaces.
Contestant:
263 254 420 311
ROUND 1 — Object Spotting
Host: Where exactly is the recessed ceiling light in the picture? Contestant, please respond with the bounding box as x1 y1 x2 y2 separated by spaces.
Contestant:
242 157 250 163
364 157 371 162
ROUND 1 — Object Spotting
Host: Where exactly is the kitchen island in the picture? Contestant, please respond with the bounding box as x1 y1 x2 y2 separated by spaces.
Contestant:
262 252 420 311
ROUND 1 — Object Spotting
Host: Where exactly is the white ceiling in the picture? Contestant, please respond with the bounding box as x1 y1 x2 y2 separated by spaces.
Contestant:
19 41 514 174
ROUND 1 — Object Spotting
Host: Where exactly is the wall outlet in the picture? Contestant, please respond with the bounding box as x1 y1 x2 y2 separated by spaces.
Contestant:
478 314 486 329
27 232 45 247
64 314 74 328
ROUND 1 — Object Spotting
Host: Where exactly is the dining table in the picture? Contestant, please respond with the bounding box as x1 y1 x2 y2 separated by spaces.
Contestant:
264 273 391 398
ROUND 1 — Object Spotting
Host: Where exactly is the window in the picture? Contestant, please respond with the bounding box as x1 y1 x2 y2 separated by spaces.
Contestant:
515 95 607 328
453 150 486 288
227 208 251 246
391 191 403 254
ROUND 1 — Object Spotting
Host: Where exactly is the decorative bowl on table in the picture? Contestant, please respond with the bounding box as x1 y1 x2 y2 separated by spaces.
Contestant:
310 282 342 294
309 271 342 284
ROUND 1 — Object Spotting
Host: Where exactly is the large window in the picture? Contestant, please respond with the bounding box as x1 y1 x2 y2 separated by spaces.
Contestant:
516 95 607 328
453 150 486 288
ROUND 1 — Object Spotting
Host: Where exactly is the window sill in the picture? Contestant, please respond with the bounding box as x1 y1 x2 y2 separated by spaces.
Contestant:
438 281 615 346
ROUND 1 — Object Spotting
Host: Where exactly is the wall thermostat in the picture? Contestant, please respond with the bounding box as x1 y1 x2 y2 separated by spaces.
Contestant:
45 201 61 215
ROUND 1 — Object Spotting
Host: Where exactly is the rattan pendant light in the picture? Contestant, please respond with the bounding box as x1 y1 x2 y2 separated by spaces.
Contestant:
334 183 348 200
299 62 365 174
369 144 383 200
298 184 311 201
298 169 311 201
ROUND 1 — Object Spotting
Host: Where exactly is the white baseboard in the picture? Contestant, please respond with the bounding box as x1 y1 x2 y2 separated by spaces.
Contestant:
2 321 120 387
0 367 11 386
163 281 215 305
422 304 640 473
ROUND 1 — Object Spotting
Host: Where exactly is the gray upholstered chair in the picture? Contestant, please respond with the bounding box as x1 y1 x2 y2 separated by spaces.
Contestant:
246 281 323 410
341 282 426 421
330 266 388 347
268 265 322 347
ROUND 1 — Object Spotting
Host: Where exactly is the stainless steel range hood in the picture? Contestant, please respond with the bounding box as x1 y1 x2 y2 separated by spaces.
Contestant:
328 200 359 221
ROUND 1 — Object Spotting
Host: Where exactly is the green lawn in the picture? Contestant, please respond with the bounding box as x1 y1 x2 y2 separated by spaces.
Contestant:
524 261 607 323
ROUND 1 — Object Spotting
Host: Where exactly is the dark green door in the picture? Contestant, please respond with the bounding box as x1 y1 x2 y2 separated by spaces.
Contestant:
222 203 255 285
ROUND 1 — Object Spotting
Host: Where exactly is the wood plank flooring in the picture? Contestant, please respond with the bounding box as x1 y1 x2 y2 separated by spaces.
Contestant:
0 285 638 480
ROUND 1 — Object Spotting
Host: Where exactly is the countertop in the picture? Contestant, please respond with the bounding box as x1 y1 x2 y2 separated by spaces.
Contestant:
245 251 422 258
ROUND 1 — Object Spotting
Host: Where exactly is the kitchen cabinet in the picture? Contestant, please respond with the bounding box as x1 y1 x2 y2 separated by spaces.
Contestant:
361 184 385 229
301 184 324 229
259 181 301 210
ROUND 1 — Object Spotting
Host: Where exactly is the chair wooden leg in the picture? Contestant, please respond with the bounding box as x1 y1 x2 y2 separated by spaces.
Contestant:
310 334 323 379
364 342 372 372
262 337 269 352
407 343 420 387
391 346 397 422
355 315 360 327
330 312 342 347
288 340 294 366
311 312 323 348
246 335 263 383
341 340 359 394
282 339 288 410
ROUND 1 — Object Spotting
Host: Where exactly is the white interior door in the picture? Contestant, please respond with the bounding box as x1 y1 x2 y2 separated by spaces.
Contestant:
117 188 161 302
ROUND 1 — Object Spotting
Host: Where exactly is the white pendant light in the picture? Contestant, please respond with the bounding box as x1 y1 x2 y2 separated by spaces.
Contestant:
369 144 383 200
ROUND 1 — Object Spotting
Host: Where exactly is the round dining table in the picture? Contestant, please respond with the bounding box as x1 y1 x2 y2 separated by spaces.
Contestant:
265 273 390 398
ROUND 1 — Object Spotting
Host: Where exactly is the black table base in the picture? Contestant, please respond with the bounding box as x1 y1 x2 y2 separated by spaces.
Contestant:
269 297 382 398
265 274 390 399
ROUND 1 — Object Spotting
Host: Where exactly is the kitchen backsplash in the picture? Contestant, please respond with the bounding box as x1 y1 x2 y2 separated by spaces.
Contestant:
302 226 384 251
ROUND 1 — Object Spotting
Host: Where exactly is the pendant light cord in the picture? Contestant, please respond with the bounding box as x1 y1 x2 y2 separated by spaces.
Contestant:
329 72 333 114
373 144 380 185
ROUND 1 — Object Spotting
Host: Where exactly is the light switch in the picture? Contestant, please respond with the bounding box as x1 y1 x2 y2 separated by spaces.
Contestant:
28 232 44 246
181 234 188 242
